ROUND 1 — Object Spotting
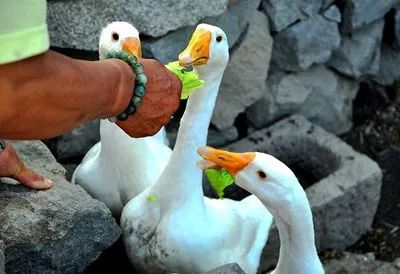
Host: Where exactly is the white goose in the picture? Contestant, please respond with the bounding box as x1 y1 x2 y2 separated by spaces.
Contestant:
198 146 325 274
72 21 172 217
121 24 272 274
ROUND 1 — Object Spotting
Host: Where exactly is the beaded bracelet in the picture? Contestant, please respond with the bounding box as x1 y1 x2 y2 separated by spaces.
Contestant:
105 50 147 122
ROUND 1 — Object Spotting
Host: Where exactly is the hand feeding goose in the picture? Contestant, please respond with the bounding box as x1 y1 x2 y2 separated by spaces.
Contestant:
72 21 172 218
121 24 273 274
198 146 325 274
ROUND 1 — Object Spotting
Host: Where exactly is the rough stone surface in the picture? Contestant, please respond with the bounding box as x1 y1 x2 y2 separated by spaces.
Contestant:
272 15 341 71
212 11 273 130
328 20 384 79
206 263 246 274
323 4 342 23
224 116 382 271
395 7 400 49
48 0 228 50
44 120 100 160
342 0 399 33
325 253 400 274
0 241 4 274
262 0 305 32
246 65 359 134
0 141 120 274
143 0 254 63
374 44 400 85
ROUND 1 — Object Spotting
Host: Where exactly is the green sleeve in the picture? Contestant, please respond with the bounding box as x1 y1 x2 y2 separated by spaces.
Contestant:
0 0 49 64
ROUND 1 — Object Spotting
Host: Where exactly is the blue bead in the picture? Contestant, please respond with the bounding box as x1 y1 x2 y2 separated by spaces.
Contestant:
106 51 117 59
126 105 136 115
136 74 148 85
117 112 129 121
133 63 144 74
135 85 146 97
127 55 137 65
132 95 142 106
117 51 129 61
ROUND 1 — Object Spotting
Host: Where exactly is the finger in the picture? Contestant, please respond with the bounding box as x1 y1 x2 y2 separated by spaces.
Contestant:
13 166 53 190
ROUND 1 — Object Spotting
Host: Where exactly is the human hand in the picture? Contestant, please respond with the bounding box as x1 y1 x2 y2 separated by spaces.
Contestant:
0 143 53 190
116 58 181 137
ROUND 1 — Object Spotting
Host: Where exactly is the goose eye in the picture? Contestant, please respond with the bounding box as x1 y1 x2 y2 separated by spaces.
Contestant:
216 35 223 43
257 170 267 180
112 32 119 41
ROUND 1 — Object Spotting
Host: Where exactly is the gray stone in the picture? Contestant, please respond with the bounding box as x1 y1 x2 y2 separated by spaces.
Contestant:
262 0 305 32
395 7 400 49
328 20 384 79
143 0 253 63
325 253 400 274
207 127 239 147
323 4 342 23
0 241 4 274
374 44 400 85
225 116 382 271
44 120 100 160
246 65 359 135
212 11 273 131
206 263 246 274
272 15 341 71
342 0 399 33
48 0 228 50
0 141 120 274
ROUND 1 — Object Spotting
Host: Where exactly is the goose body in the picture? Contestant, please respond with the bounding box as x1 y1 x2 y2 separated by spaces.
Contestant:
198 147 325 274
121 24 272 273
72 22 172 217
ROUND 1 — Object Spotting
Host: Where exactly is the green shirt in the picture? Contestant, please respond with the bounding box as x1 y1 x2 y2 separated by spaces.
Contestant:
0 0 49 64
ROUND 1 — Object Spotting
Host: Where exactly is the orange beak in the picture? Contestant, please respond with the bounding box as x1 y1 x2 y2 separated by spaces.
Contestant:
122 37 142 57
179 28 211 67
197 146 255 175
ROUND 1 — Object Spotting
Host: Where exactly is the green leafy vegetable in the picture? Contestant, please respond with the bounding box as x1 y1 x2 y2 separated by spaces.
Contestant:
205 168 235 199
147 194 158 202
165 61 204 99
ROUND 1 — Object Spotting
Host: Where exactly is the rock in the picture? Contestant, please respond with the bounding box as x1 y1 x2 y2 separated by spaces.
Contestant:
206 263 246 274
143 0 253 63
395 7 400 49
211 11 273 130
328 20 384 79
207 127 239 147
262 0 305 32
0 141 120 274
342 0 398 33
0 241 4 274
325 253 400 274
374 44 400 85
272 15 341 71
246 65 359 135
44 120 100 161
48 0 228 50
225 116 382 271
323 4 342 23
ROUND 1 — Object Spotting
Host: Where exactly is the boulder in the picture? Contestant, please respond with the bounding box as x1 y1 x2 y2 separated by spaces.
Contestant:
48 0 228 50
325 253 400 274
225 116 382 271
262 0 305 32
143 0 254 63
272 15 341 71
374 44 400 85
328 20 384 79
323 4 342 23
0 241 4 274
206 263 246 274
211 11 273 130
44 120 100 161
0 141 120 274
246 65 359 135
342 0 398 33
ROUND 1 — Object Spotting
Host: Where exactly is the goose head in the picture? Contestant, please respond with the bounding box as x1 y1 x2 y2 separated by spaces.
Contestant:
178 24 229 76
197 146 306 217
99 21 141 60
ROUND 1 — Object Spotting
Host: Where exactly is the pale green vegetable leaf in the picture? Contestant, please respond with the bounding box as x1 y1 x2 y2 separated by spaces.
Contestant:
147 194 158 202
165 61 204 99
205 168 235 199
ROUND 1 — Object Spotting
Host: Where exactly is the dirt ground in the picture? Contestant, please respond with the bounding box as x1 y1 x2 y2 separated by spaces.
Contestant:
344 81 400 262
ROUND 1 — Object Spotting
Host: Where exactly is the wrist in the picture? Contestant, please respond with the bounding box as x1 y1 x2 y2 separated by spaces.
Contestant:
95 59 136 119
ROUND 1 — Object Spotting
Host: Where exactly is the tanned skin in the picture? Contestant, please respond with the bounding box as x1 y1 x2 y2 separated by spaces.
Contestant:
0 50 181 189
